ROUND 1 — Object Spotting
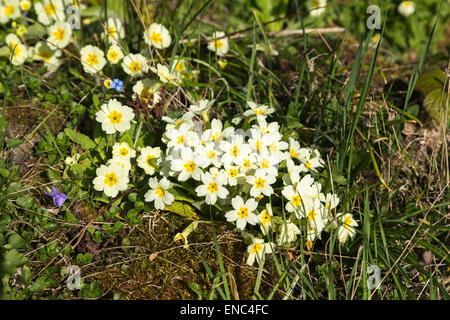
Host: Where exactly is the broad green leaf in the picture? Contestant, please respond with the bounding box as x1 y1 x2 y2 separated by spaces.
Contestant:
64 128 96 150
165 201 199 220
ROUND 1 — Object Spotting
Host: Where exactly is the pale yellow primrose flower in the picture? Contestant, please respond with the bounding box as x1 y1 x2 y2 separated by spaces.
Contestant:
247 238 274 266
144 23 171 49
137 146 161 175
80 45 106 74
207 31 229 56
106 45 124 64
95 99 135 134
93 163 129 198
122 53 149 77
398 1 415 17
144 177 174 210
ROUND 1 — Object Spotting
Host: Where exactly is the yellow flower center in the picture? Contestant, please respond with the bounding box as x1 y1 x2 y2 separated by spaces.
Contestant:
254 108 264 115
237 207 249 219
231 145 239 157
343 216 353 230
119 148 129 157
141 87 152 101
305 162 312 168
10 43 21 57
107 26 117 38
251 242 263 255
104 172 118 187
177 135 186 145
207 150 216 159
86 53 99 66
151 32 162 44
38 50 52 62
290 148 299 158
53 28 65 41
155 186 164 198
108 50 118 61
261 210 271 224
175 61 185 72
255 177 266 188
45 3 56 15
403 1 411 7
214 39 223 49
146 155 156 167
261 159 270 169
243 159 251 168
207 182 218 194
308 210 317 221
228 168 238 178
291 195 302 207
4 5 14 16
107 110 123 124
129 61 141 73
183 161 195 173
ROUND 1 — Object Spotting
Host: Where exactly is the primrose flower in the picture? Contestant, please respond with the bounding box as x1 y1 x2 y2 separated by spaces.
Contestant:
203 119 234 144
137 146 161 175
103 18 125 44
5 33 27 66
207 31 229 56
0 0 20 24
112 142 136 161
95 98 135 134
80 45 106 74
257 203 274 235
162 112 194 130
107 157 131 172
219 134 250 166
20 0 31 11
398 1 415 17
308 0 327 17
195 171 229 205
246 169 276 198
246 238 274 266
144 177 174 210
45 186 67 208
171 147 207 181
243 101 275 118
337 213 358 244
144 23 171 49
65 153 80 166
106 45 124 64
165 123 200 150
31 42 62 72
277 220 301 246
93 163 129 198
122 53 149 77
35 0 65 26
189 99 215 115
150 63 179 84
225 196 259 230
132 79 161 106
47 21 72 49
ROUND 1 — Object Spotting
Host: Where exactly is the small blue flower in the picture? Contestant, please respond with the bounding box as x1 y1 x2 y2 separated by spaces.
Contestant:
110 78 124 92
45 186 67 208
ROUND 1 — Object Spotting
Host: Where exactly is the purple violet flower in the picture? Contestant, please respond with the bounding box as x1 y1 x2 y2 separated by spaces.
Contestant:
45 186 67 208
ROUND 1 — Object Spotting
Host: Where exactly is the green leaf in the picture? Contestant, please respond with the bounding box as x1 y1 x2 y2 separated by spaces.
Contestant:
0 249 29 274
64 128 96 150
415 69 445 95
423 89 449 125
5 233 26 249
165 201 199 220
6 138 23 148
